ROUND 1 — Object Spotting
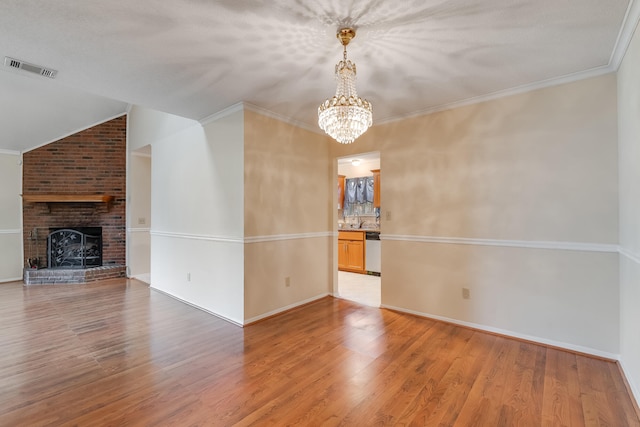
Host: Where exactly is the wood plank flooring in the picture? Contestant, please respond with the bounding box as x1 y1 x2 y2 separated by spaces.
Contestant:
0 278 638 426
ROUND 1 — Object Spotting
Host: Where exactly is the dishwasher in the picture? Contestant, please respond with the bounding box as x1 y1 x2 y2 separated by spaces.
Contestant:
365 231 381 276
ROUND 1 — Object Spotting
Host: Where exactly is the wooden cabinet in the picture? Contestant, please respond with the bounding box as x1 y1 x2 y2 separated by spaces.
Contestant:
338 230 365 273
371 169 380 208
337 175 345 209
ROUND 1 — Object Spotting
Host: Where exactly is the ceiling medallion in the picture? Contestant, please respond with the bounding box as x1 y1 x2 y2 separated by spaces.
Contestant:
318 28 372 144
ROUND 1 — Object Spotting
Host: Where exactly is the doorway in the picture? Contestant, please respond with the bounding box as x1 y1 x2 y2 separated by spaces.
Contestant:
127 145 152 284
337 152 381 307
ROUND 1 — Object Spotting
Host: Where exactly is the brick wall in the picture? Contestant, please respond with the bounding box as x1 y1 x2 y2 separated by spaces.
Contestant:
22 116 126 269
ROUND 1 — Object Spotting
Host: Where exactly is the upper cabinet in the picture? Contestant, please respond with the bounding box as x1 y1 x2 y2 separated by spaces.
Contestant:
371 169 380 208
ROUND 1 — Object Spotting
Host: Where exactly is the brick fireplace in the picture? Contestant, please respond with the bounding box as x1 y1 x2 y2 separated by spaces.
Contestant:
22 115 127 284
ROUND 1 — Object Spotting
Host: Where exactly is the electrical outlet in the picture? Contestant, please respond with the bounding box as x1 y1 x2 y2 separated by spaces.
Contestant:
462 287 470 299
386 211 392 221
285 276 291 287
138 217 146 225
187 272 191 282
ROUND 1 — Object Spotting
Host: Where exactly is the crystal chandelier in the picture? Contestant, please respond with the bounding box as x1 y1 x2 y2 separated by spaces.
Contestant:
318 28 372 144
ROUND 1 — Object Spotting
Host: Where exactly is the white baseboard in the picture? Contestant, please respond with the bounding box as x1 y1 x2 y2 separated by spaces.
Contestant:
380 304 620 361
244 293 331 325
129 273 150 284
0 277 23 284
149 286 244 328
619 358 640 410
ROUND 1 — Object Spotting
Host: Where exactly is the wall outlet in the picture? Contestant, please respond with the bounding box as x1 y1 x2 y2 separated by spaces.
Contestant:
462 287 470 299
138 217 146 225
285 276 291 287
386 211 392 221
187 272 191 282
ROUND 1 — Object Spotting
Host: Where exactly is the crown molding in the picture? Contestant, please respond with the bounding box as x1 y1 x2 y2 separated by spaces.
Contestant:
22 112 128 153
200 2 640 133
242 102 322 134
609 0 640 68
375 65 615 126
197 102 245 126
0 148 20 155
198 101 323 134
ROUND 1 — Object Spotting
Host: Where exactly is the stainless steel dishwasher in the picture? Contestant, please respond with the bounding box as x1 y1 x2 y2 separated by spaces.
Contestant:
365 231 381 275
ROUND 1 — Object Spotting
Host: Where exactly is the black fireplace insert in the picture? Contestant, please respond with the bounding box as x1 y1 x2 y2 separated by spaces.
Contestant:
47 227 102 268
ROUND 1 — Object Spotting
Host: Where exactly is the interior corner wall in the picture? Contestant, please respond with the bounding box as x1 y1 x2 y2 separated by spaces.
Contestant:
331 74 619 355
0 151 23 282
618 20 640 404
127 105 245 325
243 110 333 322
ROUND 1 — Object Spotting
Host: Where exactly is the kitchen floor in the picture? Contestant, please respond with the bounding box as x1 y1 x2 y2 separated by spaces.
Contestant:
337 271 381 307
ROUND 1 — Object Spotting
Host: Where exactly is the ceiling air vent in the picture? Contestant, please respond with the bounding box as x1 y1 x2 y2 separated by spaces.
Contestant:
4 56 57 79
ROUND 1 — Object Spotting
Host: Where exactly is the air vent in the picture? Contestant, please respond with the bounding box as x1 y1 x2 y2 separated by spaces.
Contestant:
4 56 57 79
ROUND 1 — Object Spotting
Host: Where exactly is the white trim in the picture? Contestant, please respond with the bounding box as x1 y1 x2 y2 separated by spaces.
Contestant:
243 102 322 134
244 231 332 243
610 0 640 69
382 234 618 253
129 274 150 285
151 230 332 244
130 151 151 158
619 358 640 409
125 103 133 114
0 148 20 155
381 304 619 361
198 102 245 126
150 230 243 244
128 227 151 233
376 66 614 125
244 293 330 325
198 101 323 134
0 229 21 235
0 277 22 284
620 247 640 265
150 286 243 327
22 112 128 153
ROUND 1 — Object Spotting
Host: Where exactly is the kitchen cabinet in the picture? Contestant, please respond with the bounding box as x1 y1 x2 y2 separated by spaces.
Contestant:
337 175 345 209
338 230 365 274
371 169 380 208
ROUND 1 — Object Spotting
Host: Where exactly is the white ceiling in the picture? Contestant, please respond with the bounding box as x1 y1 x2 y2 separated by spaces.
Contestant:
0 0 637 152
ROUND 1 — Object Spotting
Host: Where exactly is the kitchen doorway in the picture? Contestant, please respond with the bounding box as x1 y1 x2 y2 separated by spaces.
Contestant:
337 152 381 307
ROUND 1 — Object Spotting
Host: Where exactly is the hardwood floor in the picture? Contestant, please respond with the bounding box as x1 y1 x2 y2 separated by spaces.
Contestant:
0 278 638 426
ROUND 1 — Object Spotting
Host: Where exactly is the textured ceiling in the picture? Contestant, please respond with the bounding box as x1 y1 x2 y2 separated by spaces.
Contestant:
0 0 637 152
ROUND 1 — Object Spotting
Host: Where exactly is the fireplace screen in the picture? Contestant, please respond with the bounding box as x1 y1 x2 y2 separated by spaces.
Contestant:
48 227 102 268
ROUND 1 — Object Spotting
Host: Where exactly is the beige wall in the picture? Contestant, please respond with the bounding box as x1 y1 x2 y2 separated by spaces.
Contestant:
618 20 640 404
332 74 620 355
243 110 333 321
0 151 23 282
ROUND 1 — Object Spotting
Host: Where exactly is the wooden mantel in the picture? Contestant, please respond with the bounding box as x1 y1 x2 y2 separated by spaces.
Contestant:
21 194 114 212
22 194 114 203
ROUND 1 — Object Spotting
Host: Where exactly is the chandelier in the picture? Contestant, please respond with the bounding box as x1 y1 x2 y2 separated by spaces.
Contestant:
318 28 372 144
